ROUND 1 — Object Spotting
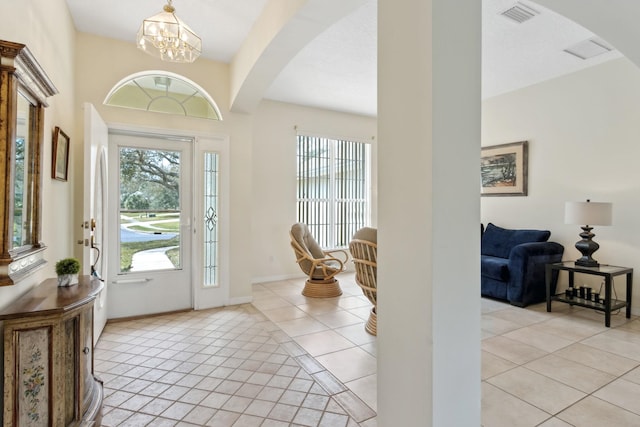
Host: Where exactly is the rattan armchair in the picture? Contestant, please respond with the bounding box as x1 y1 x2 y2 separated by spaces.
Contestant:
349 227 377 335
290 223 348 297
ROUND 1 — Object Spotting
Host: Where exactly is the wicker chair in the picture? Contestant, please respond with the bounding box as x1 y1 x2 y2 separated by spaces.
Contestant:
349 227 377 335
290 223 348 297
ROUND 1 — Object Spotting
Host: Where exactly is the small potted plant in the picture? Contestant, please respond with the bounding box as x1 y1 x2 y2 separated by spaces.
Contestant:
55 257 81 287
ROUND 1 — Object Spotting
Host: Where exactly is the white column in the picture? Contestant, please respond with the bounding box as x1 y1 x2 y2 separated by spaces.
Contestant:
377 0 481 425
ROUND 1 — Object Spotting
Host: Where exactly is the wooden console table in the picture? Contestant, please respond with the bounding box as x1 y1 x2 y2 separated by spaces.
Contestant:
0 276 104 426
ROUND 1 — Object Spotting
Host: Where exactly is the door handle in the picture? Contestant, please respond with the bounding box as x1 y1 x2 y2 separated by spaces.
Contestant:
112 278 153 285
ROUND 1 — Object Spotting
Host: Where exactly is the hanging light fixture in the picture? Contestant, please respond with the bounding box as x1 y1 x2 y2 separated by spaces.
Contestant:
136 0 202 63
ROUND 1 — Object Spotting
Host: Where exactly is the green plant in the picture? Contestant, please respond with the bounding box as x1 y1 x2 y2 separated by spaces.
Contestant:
55 258 80 275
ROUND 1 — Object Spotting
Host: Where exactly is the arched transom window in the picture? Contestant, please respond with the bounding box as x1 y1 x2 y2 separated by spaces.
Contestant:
104 71 222 120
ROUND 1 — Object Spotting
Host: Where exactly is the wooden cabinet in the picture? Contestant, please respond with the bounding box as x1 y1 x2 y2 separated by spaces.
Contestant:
0 276 104 426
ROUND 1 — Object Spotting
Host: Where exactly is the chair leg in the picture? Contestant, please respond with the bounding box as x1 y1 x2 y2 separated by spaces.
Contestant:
302 278 343 298
365 306 377 336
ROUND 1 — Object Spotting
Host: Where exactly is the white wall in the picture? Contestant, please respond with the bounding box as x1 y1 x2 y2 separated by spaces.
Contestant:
251 100 377 283
73 33 256 302
74 34 378 300
377 0 481 424
0 0 77 308
482 57 640 313
0 9 377 309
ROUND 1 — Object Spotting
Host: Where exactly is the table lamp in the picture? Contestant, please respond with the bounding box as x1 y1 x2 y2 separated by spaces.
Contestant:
565 199 612 267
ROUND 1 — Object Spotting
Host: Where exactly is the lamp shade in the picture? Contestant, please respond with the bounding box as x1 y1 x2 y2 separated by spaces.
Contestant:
565 201 612 226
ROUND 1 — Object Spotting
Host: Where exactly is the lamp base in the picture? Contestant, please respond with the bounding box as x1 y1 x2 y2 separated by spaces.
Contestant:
574 225 600 268
575 258 599 268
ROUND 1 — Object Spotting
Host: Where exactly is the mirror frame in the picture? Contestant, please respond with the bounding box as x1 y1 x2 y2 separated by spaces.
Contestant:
0 40 57 286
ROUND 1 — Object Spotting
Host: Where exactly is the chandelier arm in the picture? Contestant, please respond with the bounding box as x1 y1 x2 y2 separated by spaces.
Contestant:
137 0 201 63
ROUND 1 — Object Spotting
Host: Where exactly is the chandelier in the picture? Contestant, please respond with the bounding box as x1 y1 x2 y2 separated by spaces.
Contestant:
136 0 202 63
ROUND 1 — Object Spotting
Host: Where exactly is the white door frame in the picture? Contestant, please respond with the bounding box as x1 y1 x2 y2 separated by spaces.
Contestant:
106 123 230 316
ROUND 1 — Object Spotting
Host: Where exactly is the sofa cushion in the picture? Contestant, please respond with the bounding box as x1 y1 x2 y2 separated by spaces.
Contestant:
481 223 550 259
481 255 510 281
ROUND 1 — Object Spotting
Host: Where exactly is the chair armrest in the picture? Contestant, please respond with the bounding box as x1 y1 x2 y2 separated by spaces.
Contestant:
509 242 564 261
507 242 564 306
309 253 345 280
324 248 349 265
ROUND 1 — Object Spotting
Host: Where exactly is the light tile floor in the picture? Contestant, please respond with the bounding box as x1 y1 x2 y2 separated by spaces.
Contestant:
96 272 640 426
95 274 376 427
481 292 640 427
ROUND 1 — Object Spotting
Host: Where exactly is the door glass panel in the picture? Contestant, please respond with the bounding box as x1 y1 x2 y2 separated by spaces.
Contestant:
118 147 181 272
203 152 219 287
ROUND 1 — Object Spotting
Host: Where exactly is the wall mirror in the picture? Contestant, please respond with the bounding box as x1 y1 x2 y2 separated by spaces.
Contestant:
0 40 57 285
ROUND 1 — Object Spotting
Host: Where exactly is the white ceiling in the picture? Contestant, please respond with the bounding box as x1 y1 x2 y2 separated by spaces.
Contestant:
483 0 621 99
66 0 270 63
65 0 622 117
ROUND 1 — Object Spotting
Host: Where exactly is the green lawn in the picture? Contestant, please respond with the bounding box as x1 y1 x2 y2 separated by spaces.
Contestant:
166 247 180 267
128 223 179 232
121 212 180 223
120 236 180 272
121 212 180 233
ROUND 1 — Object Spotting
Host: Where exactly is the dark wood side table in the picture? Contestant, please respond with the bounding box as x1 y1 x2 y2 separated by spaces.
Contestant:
546 261 633 327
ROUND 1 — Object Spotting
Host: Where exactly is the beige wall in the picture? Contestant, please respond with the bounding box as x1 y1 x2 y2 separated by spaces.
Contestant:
0 2 378 308
0 0 77 307
74 32 255 301
74 33 380 300
482 57 640 314
8 0 636 324
251 100 377 283
72 34 378 298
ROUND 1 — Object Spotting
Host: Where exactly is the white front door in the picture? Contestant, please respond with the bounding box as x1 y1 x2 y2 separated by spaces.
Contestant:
107 131 193 318
83 103 109 342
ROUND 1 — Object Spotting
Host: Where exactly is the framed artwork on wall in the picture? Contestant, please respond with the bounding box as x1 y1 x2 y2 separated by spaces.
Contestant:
52 126 70 181
481 141 528 196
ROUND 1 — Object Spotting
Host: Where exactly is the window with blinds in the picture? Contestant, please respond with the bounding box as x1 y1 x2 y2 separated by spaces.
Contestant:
296 134 370 249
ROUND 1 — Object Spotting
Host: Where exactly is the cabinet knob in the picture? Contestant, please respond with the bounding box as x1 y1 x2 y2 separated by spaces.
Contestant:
83 347 90 355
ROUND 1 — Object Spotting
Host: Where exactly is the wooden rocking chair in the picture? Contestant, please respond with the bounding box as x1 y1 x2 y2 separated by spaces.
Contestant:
290 223 348 297
349 227 377 335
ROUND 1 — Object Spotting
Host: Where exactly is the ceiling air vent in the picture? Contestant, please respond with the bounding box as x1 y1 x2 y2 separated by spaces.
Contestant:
564 38 614 60
500 2 539 24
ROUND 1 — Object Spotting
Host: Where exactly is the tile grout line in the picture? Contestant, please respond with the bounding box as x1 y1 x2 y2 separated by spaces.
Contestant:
96 303 375 426
252 303 378 424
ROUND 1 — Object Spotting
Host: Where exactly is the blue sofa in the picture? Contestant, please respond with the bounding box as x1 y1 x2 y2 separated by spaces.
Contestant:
481 223 564 307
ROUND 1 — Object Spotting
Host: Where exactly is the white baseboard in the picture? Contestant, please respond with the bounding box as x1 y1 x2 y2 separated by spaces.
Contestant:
251 273 305 284
227 296 253 305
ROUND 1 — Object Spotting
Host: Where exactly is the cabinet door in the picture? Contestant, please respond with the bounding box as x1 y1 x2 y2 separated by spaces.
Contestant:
80 307 94 414
4 324 53 426
63 317 78 425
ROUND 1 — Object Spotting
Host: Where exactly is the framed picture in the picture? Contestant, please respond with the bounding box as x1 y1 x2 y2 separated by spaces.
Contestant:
481 141 528 196
52 126 70 181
